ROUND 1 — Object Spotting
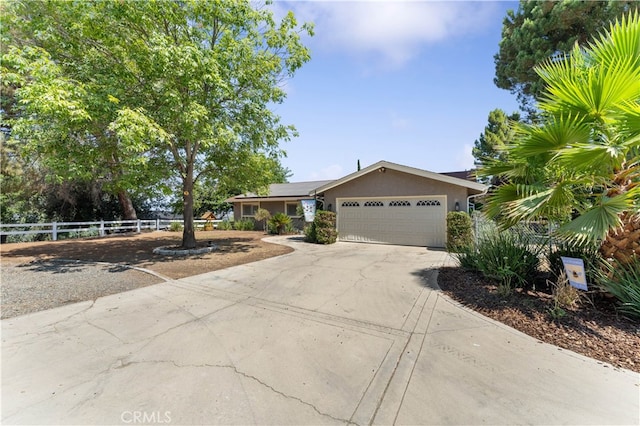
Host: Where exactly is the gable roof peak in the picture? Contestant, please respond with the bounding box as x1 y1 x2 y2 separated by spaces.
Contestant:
310 160 486 194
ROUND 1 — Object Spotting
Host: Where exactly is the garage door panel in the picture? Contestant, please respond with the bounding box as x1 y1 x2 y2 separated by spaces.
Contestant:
337 196 446 247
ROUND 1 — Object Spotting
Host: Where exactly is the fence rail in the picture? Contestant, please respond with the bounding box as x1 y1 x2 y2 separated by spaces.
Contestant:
0 219 223 242
472 212 558 255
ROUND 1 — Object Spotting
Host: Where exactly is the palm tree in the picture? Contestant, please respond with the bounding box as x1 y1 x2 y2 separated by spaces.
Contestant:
480 11 640 265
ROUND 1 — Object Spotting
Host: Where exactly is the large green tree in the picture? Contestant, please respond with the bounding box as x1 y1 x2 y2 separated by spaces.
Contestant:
472 109 520 178
2 1 312 248
481 11 640 264
190 153 291 219
495 0 636 119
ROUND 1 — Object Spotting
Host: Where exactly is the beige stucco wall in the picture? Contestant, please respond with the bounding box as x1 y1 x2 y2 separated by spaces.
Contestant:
321 169 472 212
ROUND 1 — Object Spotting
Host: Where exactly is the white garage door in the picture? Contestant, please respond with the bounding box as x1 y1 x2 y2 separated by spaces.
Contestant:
336 196 447 247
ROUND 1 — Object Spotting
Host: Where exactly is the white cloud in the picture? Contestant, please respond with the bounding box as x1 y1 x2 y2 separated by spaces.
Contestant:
278 1 498 68
309 163 344 180
456 143 475 170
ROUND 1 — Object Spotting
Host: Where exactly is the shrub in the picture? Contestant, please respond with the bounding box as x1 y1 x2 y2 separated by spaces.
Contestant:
597 257 640 319
233 218 255 231
305 210 337 244
547 240 602 284
283 222 296 234
446 211 473 252
479 231 542 288
453 244 479 271
169 221 183 232
218 220 233 230
268 212 292 235
550 272 581 309
455 229 542 289
304 223 317 243
254 208 271 233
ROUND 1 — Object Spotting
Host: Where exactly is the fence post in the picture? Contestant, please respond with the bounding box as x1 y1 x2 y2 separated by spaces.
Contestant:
156 218 160 231
100 219 105 237
136 219 141 233
52 222 58 241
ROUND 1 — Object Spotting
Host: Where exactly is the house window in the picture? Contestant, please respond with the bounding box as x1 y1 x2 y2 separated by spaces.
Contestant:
389 200 411 207
285 202 300 217
341 201 360 207
364 201 385 207
241 203 259 217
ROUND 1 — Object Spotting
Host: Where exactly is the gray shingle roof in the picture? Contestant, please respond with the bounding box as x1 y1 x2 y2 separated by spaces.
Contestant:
231 180 335 199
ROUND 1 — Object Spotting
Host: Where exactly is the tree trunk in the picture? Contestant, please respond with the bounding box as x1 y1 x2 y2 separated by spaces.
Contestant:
118 190 138 220
181 167 197 249
600 212 640 266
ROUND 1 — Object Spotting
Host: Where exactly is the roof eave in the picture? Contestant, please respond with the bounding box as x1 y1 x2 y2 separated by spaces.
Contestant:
226 195 315 203
309 160 487 195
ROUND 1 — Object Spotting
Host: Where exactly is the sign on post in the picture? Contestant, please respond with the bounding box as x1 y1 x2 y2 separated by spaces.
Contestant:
561 257 588 291
301 199 316 222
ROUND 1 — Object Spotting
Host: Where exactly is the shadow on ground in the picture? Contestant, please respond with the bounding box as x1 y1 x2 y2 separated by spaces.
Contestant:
0 231 294 280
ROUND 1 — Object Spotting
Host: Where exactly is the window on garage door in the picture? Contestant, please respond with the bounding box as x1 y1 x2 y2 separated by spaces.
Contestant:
416 200 441 206
388 200 411 206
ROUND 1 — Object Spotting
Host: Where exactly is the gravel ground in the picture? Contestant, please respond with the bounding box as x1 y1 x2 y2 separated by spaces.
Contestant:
1 260 163 319
0 231 292 319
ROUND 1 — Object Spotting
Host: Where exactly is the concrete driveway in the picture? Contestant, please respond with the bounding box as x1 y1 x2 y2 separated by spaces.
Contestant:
2 237 638 425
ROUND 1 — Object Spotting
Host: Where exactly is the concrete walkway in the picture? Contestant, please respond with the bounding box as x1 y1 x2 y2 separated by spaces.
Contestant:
2 237 638 425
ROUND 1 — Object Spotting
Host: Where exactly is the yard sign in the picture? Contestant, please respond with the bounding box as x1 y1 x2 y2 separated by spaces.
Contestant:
561 257 588 291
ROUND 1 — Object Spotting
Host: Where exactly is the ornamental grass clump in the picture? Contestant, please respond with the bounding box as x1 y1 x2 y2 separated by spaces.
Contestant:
218 220 233 230
454 229 542 290
547 272 581 320
233 218 255 231
169 221 183 232
597 257 640 320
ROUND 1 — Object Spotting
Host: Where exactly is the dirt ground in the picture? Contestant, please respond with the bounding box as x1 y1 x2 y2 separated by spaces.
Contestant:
0 230 293 319
0 230 293 279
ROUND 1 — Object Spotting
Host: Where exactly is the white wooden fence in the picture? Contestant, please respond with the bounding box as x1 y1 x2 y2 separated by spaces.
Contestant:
0 219 222 242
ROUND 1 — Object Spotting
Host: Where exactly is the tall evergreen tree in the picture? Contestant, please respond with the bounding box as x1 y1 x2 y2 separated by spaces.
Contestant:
494 0 636 119
472 109 520 178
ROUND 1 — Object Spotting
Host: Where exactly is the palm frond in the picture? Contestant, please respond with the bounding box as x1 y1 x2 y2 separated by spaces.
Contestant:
539 56 640 120
511 114 591 159
554 139 628 175
588 10 640 70
618 101 640 140
557 193 633 244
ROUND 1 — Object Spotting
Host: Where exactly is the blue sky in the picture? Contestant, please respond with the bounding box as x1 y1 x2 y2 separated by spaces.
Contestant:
270 1 520 181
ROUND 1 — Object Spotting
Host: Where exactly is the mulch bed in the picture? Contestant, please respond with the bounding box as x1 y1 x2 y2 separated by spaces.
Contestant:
438 267 640 373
